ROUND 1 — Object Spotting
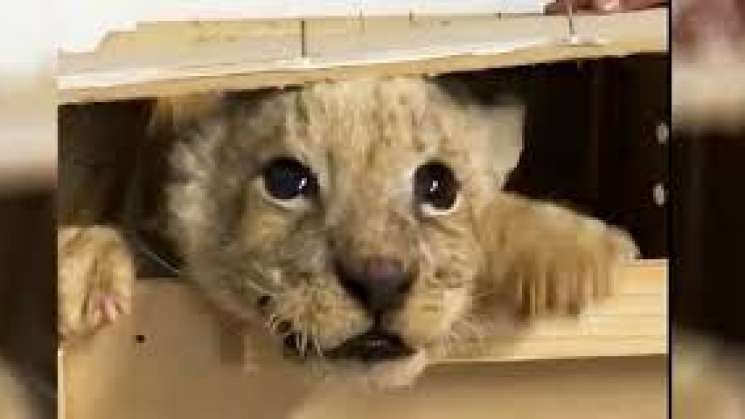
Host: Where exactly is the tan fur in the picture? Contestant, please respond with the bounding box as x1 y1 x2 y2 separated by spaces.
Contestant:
58 226 134 341
59 76 636 387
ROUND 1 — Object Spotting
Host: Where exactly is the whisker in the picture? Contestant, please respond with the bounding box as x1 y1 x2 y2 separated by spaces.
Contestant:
240 277 277 299
299 332 309 358
312 331 324 360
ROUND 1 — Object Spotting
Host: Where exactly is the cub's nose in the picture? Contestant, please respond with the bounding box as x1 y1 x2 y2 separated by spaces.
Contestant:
335 257 413 313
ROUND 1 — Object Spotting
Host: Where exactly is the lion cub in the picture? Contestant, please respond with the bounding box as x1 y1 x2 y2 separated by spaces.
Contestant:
59 77 636 387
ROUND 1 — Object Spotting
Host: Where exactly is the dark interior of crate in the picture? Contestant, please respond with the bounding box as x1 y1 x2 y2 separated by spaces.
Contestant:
444 54 669 260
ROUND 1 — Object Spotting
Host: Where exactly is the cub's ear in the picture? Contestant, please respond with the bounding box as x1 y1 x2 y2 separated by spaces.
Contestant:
433 78 525 189
472 101 525 189
148 88 287 141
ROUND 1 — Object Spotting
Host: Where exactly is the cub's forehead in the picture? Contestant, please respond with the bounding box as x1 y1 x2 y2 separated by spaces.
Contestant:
219 76 525 194
230 78 472 168
300 78 458 167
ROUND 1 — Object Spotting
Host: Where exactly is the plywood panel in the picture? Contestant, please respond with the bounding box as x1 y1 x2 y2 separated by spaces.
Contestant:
62 350 666 419
294 356 667 419
61 260 667 419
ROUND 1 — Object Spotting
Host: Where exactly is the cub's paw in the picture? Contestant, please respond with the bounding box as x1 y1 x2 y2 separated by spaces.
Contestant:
514 221 638 317
58 226 135 341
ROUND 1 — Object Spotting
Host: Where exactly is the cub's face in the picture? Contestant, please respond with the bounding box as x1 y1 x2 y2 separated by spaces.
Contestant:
167 77 523 386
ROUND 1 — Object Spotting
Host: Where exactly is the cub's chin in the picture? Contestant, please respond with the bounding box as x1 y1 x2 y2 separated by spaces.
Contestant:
321 349 429 389
281 330 430 389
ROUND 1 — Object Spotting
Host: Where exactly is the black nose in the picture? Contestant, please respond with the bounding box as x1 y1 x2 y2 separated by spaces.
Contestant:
335 257 413 313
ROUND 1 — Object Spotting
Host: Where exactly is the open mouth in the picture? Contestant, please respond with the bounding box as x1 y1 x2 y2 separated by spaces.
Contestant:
283 330 415 363
325 330 415 362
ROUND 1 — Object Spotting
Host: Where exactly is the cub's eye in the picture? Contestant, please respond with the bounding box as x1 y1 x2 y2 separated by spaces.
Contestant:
262 158 318 200
414 161 459 211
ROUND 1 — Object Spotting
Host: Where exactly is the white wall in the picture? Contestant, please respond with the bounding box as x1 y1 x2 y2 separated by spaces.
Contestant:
2 0 550 72
59 0 549 52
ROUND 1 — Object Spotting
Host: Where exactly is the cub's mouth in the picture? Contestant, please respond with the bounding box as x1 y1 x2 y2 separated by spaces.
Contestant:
326 330 416 362
284 329 415 363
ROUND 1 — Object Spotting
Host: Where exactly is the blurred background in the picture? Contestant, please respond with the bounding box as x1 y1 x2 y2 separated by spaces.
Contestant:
671 0 745 418
0 2 57 419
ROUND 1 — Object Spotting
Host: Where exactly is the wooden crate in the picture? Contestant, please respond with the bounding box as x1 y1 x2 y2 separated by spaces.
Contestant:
59 9 669 419
61 261 667 419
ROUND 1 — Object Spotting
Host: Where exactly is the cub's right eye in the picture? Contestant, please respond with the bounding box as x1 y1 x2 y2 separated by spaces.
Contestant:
261 158 318 201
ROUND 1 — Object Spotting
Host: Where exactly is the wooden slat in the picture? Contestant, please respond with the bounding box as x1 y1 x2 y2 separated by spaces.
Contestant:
446 259 667 362
62 353 666 419
57 9 668 104
60 259 666 419
63 260 667 363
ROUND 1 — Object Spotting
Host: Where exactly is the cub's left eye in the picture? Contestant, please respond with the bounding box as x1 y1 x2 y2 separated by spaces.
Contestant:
262 157 318 201
414 161 459 212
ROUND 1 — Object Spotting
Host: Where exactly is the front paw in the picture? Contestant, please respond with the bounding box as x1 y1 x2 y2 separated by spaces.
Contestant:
515 221 638 317
58 226 135 342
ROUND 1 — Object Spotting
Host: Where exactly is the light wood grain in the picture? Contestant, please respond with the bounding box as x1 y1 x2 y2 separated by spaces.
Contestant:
449 259 667 362
57 9 667 104
61 260 667 419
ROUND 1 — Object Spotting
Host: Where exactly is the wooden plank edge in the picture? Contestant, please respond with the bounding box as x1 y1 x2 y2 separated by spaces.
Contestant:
57 40 665 104
56 11 667 104
440 260 667 363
